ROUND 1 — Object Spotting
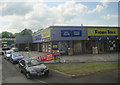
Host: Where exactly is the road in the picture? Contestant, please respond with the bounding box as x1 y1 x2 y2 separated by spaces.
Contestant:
1 55 119 84
0 55 2 85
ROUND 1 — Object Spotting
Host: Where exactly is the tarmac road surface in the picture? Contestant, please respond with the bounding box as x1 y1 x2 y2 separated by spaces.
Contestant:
2 55 118 84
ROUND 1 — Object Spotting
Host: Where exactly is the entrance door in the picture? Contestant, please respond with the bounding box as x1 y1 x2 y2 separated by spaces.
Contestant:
98 42 104 53
73 41 82 54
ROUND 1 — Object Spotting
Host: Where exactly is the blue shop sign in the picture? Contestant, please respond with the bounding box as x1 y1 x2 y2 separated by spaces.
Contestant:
35 34 42 41
72 30 82 37
61 30 82 37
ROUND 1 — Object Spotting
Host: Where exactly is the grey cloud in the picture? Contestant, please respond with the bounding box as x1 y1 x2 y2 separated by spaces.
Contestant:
2 2 33 16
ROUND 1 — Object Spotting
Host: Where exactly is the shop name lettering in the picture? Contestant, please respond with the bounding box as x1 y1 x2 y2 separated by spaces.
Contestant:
94 30 116 34
42 33 49 37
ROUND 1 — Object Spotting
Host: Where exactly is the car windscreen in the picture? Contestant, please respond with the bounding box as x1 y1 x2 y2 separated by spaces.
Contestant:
12 53 22 58
6 52 11 54
6 51 13 54
26 59 42 67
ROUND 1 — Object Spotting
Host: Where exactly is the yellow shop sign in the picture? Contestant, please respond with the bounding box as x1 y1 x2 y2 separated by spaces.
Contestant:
41 28 50 39
87 28 118 38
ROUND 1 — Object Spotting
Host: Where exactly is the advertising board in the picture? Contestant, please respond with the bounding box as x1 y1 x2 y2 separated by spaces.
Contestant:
61 30 82 37
87 28 118 39
41 28 50 39
39 53 53 62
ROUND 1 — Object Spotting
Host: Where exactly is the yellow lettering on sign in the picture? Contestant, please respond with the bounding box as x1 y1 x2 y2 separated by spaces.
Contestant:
41 28 50 39
53 45 58 48
4 44 7 46
87 28 118 37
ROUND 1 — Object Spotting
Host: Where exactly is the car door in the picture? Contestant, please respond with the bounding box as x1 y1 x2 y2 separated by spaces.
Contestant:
19 60 26 73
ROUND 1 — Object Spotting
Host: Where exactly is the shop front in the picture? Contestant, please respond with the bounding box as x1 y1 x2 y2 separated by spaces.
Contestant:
87 28 118 53
50 26 87 55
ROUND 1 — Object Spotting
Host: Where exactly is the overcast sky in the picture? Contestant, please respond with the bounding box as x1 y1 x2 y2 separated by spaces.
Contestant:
0 0 119 33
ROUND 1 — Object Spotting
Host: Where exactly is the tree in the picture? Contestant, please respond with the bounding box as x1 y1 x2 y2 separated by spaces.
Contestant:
13 33 20 37
2 31 14 38
1 28 33 38
20 28 32 35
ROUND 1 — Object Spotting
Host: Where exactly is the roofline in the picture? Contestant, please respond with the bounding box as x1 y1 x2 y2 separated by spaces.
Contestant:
48 26 120 28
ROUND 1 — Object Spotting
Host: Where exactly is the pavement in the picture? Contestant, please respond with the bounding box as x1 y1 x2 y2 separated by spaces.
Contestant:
19 51 119 63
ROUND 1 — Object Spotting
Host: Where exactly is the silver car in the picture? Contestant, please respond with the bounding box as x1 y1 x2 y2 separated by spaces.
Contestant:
11 47 18 52
18 58 49 79
4 50 14 60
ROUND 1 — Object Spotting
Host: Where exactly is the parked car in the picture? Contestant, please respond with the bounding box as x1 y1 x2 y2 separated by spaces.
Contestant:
9 52 24 64
18 58 49 79
2 46 11 51
4 50 14 60
11 47 19 52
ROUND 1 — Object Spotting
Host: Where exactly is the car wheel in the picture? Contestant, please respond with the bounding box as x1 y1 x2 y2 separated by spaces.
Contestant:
11 59 14 64
26 72 31 79
7 58 9 61
44 71 49 77
12 61 15 64
2 52 4 55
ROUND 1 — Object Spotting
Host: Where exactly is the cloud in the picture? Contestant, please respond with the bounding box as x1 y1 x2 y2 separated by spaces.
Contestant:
101 14 119 20
100 0 109 8
1 2 33 16
88 5 104 13
0 1 118 33
88 0 109 13
26 1 88 24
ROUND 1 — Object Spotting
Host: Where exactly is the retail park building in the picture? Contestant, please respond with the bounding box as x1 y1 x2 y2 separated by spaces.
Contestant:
15 26 120 55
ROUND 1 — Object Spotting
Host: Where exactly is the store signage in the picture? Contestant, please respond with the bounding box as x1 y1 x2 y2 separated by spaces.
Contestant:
39 53 53 62
35 34 41 41
61 30 82 37
52 42 58 50
41 28 50 39
87 28 118 39
34 29 50 41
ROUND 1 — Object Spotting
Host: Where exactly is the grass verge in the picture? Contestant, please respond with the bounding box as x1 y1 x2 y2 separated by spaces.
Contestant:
47 63 118 76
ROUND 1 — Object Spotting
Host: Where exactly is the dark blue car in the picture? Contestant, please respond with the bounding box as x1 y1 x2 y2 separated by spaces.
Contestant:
9 52 24 64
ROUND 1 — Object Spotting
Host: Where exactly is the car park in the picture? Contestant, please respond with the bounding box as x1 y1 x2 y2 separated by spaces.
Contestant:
4 50 14 60
18 58 49 79
9 52 24 64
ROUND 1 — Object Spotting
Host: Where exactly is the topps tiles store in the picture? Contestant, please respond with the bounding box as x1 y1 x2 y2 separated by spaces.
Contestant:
33 26 95 55
87 27 119 53
33 26 119 55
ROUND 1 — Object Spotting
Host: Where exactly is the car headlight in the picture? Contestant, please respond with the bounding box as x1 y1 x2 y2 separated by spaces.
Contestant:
44 67 48 70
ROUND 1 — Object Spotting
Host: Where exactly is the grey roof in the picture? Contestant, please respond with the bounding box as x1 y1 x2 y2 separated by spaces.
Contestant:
49 26 120 29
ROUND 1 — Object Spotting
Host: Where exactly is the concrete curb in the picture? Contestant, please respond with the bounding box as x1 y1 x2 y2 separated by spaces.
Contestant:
49 68 73 78
44 61 118 64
